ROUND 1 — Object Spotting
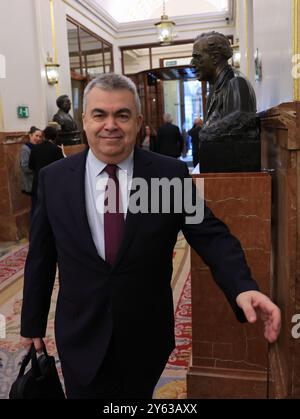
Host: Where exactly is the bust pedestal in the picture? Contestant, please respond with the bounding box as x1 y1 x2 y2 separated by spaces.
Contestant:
187 172 271 399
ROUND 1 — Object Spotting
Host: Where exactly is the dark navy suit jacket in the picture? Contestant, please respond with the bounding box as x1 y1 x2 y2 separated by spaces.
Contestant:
21 146 258 385
156 123 184 158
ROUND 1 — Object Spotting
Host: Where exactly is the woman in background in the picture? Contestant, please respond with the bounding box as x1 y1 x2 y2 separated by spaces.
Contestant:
141 124 157 152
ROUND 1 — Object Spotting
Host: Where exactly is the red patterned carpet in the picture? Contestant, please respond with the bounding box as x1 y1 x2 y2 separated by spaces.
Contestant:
154 272 191 399
0 244 28 291
0 236 191 399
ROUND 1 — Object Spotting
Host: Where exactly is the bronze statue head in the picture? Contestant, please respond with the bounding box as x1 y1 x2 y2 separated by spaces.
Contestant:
56 95 71 113
191 32 233 83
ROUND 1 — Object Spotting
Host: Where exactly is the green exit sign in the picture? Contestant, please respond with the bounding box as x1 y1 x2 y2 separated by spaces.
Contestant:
17 106 29 118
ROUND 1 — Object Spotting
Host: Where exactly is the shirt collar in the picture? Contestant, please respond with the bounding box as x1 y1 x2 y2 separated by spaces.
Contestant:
87 148 134 178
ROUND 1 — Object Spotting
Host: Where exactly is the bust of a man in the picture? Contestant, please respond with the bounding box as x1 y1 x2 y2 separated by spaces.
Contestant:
53 95 80 145
191 31 260 172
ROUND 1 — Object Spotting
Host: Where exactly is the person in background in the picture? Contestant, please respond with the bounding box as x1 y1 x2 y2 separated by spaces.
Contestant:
141 124 156 152
181 122 190 158
156 113 184 158
188 117 203 168
20 126 43 210
28 126 65 213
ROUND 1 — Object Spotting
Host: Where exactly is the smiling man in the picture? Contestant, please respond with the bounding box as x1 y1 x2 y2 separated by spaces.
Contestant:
21 73 280 399
82 85 142 164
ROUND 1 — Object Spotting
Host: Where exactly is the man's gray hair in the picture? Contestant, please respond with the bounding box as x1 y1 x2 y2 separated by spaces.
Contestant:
195 31 233 60
83 73 141 114
163 113 173 123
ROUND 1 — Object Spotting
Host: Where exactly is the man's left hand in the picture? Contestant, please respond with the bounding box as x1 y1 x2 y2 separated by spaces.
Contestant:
236 291 281 343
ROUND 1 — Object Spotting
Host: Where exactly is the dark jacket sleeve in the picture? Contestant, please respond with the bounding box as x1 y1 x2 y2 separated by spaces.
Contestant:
180 166 259 322
21 169 57 337
176 127 184 153
150 135 157 152
28 147 36 171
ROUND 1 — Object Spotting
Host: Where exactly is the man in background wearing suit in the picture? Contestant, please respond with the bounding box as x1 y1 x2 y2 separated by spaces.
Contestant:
28 126 64 214
156 113 184 158
21 73 281 399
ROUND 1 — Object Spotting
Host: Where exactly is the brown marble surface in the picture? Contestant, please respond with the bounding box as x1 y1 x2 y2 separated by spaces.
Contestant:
0 132 29 241
260 101 300 399
187 172 271 399
0 132 85 241
64 143 87 156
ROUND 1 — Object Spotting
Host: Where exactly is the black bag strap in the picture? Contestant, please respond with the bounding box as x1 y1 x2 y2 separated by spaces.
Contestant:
18 342 49 378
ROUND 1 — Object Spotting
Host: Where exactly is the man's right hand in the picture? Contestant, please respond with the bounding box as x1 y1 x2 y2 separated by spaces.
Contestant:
21 337 44 353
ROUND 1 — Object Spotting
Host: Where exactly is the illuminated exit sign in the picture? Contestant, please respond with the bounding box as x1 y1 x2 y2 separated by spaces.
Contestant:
17 106 29 119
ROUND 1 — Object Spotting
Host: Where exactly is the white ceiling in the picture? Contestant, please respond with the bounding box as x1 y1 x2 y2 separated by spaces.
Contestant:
89 0 229 23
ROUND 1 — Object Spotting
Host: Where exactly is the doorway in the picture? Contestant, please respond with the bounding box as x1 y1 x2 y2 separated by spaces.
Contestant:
162 78 205 156
131 66 206 158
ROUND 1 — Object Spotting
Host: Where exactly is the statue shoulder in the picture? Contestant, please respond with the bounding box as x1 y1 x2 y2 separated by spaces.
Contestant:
230 71 253 88
53 110 66 126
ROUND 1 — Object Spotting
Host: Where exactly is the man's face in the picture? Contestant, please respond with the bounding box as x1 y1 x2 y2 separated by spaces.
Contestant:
191 39 216 82
83 87 143 164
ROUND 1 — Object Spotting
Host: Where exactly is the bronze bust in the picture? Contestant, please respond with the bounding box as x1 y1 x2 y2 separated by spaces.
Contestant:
53 95 81 145
191 31 260 172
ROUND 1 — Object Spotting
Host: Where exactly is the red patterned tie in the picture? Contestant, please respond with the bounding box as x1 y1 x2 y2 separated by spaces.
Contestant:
103 164 125 266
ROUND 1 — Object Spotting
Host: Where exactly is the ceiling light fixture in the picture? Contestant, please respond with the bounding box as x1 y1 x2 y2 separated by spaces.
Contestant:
155 0 176 45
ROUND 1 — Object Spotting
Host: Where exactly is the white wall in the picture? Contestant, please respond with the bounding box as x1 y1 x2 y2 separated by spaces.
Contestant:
252 0 293 111
0 0 45 131
0 0 120 132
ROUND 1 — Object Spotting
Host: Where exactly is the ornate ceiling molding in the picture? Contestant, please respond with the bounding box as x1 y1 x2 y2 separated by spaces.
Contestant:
74 0 234 38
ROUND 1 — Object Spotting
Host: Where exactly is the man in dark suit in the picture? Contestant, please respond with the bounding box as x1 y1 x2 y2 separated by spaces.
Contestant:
156 113 184 158
21 74 281 399
29 126 64 212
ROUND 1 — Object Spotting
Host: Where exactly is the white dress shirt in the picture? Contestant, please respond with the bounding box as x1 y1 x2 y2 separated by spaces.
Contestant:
85 148 134 260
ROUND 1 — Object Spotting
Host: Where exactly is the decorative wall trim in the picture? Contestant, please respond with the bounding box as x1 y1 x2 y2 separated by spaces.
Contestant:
49 0 60 96
293 0 300 100
73 0 234 40
245 0 250 78
62 0 116 38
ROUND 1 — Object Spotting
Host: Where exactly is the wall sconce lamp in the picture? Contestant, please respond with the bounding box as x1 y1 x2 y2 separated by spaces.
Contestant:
45 56 60 85
155 0 176 45
231 44 241 69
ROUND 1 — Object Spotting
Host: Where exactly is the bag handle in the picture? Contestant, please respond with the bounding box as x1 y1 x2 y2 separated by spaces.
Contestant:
18 341 49 378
